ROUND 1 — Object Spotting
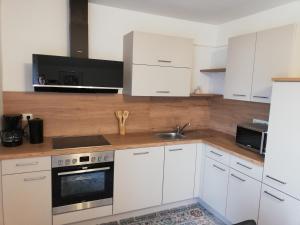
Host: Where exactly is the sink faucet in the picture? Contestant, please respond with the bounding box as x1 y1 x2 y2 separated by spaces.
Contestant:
175 122 191 135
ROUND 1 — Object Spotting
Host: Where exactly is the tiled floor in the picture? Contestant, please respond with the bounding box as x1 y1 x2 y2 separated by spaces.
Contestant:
100 204 226 225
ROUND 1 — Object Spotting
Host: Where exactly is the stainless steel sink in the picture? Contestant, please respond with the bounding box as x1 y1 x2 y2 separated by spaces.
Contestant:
156 132 185 140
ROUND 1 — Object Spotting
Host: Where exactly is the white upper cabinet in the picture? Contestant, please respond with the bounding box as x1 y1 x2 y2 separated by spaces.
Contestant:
263 82 300 199
123 31 193 97
225 24 300 103
224 33 257 101
163 144 196 204
251 24 300 103
129 31 193 68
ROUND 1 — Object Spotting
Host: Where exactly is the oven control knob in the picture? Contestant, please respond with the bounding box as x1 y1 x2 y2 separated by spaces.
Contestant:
98 156 102 162
91 157 96 163
65 159 71 165
72 159 77 164
103 155 109 162
58 160 63 166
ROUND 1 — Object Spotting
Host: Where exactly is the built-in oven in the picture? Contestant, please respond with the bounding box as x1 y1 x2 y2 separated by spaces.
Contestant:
52 151 114 215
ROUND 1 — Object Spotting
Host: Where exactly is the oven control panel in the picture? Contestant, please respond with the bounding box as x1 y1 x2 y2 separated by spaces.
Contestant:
52 151 114 168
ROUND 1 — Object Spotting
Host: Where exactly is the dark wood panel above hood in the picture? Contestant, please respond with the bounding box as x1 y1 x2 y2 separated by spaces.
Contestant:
70 0 88 58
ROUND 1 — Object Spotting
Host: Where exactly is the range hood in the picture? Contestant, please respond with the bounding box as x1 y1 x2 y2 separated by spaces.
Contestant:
32 0 123 93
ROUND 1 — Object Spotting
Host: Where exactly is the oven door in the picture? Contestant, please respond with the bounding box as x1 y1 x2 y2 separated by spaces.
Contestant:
52 162 113 215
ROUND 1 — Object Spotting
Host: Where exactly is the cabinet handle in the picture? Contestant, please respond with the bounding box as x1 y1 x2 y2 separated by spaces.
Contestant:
169 148 183 152
231 173 246 182
213 164 226 172
233 94 246 97
264 191 285 202
133 152 149 156
210 151 223 157
156 91 170 94
253 96 269 99
24 176 46 182
236 162 252 170
16 162 39 167
266 175 287 185
158 60 172 63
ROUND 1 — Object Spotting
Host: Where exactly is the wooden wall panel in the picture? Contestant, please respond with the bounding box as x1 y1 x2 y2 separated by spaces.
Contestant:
209 97 270 135
3 92 210 137
3 92 270 137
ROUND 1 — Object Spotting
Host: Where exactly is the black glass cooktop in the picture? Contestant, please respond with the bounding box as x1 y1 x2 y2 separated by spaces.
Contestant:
52 135 111 150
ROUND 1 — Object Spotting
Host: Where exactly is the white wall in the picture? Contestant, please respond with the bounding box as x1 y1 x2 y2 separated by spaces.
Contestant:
217 1 300 46
0 0 219 92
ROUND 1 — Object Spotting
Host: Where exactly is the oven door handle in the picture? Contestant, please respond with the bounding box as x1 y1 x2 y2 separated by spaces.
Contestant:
57 167 111 176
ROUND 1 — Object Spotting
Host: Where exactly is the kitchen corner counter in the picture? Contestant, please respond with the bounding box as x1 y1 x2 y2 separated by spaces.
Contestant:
0 130 264 165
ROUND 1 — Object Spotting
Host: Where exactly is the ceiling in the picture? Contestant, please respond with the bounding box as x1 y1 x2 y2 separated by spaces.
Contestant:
91 0 297 24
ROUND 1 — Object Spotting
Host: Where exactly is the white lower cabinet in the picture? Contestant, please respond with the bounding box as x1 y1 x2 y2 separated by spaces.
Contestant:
258 184 300 225
113 147 164 214
226 169 261 223
2 170 52 225
203 157 229 216
163 144 196 204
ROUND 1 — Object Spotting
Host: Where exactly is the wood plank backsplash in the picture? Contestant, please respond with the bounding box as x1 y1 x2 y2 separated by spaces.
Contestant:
209 97 270 135
3 92 270 137
3 92 210 137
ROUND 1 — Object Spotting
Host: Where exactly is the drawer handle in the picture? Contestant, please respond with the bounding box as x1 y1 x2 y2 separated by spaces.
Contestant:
16 162 39 167
253 96 269 99
158 60 172 63
231 173 246 182
233 94 246 97
236 162 252 170
210 151 223 157
24 176 46 182
264 191 285 202
133 152 149 156
156 91 170 94
266 175 287 185
213 164 226 172
169 148 183 152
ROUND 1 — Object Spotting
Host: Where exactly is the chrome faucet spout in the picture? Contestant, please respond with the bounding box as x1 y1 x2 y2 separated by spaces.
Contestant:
177 122 191 135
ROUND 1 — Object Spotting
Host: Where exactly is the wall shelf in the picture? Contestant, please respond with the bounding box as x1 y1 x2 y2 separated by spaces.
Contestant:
200 68 226 73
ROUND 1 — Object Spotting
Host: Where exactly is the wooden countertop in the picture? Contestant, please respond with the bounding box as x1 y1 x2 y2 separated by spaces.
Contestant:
0 130 264 166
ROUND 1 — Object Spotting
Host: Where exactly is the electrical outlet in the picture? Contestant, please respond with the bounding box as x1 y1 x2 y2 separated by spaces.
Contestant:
22 113 33 121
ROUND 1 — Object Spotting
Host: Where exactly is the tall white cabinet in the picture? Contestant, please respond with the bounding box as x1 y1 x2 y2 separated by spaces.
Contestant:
225 24 300 103
259 81 300 225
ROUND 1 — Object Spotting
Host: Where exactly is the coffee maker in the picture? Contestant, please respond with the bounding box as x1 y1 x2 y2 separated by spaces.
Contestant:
1 114 23 147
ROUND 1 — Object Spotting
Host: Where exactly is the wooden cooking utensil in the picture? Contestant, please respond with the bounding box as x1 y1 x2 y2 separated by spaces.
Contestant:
115 110 129 135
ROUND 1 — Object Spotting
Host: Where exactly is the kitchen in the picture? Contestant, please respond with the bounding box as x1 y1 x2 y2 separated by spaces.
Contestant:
0 0 300 225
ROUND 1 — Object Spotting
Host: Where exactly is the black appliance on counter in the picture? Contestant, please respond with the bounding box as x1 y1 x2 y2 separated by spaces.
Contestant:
52 151 114 215
236 123 268 155
1 114 23 147
28 118 44 144
32 54 123 93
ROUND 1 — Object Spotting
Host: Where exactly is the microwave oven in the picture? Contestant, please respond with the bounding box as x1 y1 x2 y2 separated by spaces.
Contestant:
236 123 268 155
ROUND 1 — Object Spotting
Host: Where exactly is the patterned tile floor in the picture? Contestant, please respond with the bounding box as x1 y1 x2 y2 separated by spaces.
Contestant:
100 204 226 225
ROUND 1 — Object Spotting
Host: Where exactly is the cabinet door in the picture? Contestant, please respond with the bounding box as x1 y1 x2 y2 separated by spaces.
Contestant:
163 144 196 204
263 82 300 199
132 31 193 68
3 171 52 225
258 185 300 225
132 64 191 96
203 157 229 216
113 147 164 214
224 33 256 101
251 25 296 103
226 169 261 223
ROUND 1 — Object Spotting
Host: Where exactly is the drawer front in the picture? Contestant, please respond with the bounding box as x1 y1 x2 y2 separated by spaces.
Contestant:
205 145 230 166
230 155 263 181
2 157 51 175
